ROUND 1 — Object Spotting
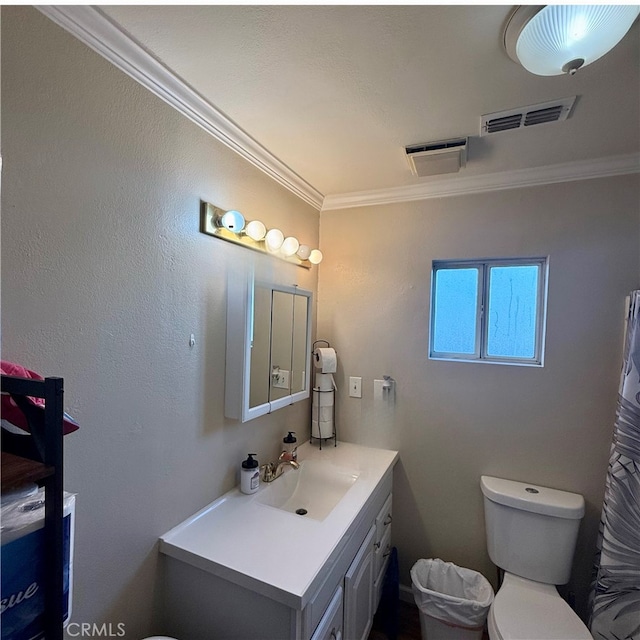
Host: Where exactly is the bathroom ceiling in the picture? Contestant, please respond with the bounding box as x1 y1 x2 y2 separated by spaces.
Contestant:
93 6 639 206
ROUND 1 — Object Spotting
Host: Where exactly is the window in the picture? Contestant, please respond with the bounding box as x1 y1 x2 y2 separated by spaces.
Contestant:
430 257 548 366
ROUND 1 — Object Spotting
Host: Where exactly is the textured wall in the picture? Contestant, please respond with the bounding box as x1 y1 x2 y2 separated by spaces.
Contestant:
317 176 639 619
1 7 318 637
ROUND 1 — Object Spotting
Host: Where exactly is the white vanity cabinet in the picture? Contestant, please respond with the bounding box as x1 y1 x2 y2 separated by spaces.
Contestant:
159 443 398 640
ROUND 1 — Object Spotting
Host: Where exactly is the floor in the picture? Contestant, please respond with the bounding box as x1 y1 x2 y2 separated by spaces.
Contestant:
368 600 490 640
368 600 420 640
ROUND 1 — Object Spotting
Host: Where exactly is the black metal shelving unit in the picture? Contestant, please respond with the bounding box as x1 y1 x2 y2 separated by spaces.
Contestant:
1 374 64 640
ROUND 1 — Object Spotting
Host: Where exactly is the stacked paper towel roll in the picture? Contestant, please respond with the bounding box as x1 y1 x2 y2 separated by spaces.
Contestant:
312 347 337 439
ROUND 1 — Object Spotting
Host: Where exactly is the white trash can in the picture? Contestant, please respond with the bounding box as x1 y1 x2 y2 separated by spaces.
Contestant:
411 558 494 640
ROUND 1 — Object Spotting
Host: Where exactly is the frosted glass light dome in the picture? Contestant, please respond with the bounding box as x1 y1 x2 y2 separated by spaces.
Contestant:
506 5 640 76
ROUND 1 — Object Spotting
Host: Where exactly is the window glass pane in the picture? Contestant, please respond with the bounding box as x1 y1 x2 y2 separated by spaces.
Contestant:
432 268 478 354
486 265 539 358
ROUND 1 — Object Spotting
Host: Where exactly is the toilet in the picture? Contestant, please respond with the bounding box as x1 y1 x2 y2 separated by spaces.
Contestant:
481 476 593 640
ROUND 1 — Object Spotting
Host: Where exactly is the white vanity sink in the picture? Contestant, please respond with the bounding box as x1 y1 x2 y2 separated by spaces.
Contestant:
257 459 359 521
159 441 398 640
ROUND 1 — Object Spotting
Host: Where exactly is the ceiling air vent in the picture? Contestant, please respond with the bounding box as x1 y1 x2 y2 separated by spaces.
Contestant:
405 138 468 177
480 96 576 136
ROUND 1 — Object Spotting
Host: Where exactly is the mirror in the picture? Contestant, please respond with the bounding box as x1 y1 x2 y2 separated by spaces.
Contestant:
291 293 308 395
269 290 294 403
226 273 312 422
249 286 272 409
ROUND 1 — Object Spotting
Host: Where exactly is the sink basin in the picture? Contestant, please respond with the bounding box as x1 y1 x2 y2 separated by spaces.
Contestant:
256 459 359 521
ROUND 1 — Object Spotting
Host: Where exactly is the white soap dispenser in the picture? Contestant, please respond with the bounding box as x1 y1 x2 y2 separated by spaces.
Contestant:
241 453 260 495
282 432 297 461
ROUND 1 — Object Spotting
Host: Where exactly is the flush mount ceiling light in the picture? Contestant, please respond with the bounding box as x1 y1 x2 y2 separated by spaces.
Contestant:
504 5 640 76
200 201 322 268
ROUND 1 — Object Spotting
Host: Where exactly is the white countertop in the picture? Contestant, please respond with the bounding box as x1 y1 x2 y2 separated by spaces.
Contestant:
159 441 398 609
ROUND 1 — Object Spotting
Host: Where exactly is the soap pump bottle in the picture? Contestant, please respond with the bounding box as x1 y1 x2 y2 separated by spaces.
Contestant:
282 432 297 461
241 453 260 495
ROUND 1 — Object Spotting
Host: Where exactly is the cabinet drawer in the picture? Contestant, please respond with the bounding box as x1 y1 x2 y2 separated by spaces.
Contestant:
375 494 392 545
374 522 392 582
311 586 343 640
373 524 392 609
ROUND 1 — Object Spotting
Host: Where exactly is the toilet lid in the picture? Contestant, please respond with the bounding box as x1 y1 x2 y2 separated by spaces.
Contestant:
490 574 592 640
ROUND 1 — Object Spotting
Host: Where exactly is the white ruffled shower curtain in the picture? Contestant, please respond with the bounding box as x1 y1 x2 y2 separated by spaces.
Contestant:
589 290 640 640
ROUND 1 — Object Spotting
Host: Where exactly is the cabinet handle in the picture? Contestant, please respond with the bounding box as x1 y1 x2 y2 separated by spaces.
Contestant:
383 545 392 558
330 628 342 640
383 514 393 526
374 541 381 549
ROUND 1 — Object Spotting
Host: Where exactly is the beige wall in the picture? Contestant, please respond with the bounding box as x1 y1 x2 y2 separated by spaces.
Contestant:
1 8 318 637
317 176 639 618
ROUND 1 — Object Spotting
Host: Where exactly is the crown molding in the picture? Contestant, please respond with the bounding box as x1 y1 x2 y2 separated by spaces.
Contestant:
37 5 324 211
35 7 639 214
321 153 640 211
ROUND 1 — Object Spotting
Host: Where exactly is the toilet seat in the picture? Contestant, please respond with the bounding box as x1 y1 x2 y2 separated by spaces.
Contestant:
488 573 592 640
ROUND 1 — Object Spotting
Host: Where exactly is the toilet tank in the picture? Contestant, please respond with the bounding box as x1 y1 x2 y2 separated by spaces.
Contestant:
481 476 585 585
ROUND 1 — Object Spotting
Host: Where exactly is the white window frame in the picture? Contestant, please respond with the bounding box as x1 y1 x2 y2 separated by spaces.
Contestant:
429 257 548 366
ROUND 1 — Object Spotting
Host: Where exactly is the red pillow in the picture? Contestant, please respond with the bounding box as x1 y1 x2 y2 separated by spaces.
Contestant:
1 360 79 435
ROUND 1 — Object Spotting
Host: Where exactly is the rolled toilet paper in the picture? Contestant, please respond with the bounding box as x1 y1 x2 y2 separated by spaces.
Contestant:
312 419 334 439
315 347 337 373
315 373 334 392
313 390 334 407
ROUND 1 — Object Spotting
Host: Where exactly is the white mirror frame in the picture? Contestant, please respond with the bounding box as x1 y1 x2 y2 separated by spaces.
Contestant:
225 268 312 422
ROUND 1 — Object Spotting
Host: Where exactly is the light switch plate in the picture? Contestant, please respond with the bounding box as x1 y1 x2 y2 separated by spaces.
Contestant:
349 376 362 398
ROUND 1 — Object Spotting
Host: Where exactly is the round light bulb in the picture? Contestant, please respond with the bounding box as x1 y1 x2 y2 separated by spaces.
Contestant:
265 228 284 252
296 244 311 261
219 210 245 233
245 220 266 241
281 236 300 257
309 249 323 265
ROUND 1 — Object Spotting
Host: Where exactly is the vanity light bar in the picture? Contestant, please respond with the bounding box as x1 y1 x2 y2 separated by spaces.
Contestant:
199 201 323 268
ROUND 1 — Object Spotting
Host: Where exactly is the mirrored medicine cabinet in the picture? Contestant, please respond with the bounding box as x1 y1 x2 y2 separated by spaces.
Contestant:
225 270 312 422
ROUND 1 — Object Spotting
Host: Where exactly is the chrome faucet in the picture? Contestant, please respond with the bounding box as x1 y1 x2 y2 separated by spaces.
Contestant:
261 452 300 483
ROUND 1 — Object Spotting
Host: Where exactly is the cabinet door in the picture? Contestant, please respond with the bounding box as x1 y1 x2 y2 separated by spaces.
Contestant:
311 586 343 640
344 525 376 640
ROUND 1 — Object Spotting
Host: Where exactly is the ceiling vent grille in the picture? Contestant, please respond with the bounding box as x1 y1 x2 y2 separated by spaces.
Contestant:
481 96 576 136
405 138 468 177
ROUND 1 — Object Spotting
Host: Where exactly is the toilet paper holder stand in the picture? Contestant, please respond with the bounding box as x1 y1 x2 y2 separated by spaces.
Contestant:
311 340 337 449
